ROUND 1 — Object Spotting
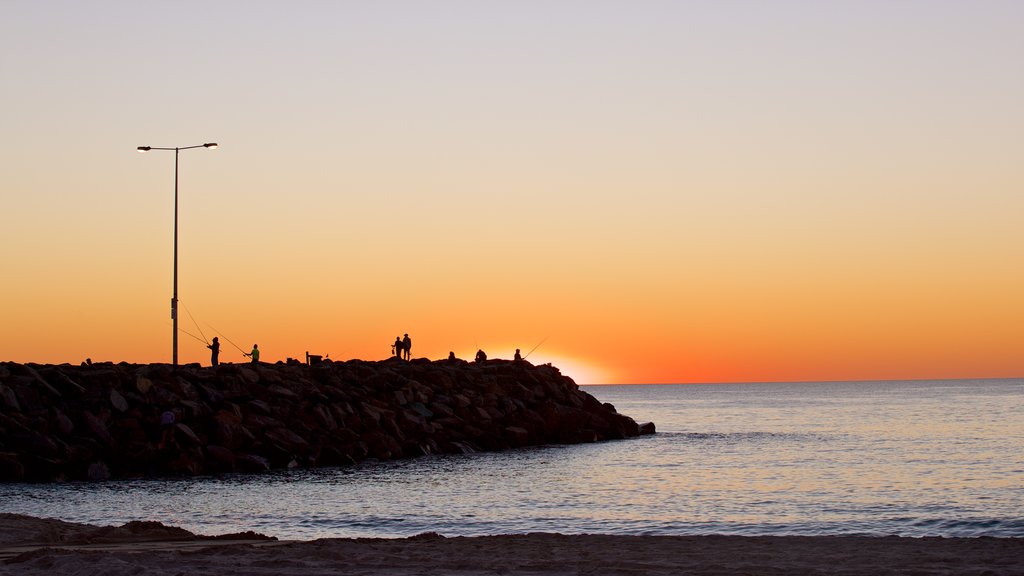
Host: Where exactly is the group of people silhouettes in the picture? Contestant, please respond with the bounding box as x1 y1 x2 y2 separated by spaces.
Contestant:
393 334 412 360
200 330 525 368
206 337 259 367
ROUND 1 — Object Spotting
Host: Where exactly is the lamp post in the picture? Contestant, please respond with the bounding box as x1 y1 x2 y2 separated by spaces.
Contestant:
137 142 218 366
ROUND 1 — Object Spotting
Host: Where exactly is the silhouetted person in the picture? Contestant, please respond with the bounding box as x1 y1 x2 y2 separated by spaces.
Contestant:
244 344 260 364
402 333 412 360
393 336 402 359
475 349 487 362
208 337 220 367
448 351 457 361
514 348 522 362
158 408 176 449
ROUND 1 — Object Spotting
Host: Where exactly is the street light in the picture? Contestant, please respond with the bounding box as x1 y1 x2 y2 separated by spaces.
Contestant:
137 142 218 366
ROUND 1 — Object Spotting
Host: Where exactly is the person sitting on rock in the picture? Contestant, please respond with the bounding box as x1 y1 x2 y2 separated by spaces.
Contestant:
402 333 412 360
244 344 260 364
514 348 522 362
448 351 457 361
475 349 487 362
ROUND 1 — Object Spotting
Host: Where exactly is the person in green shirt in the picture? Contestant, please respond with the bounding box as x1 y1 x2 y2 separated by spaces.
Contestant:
244 344 260 364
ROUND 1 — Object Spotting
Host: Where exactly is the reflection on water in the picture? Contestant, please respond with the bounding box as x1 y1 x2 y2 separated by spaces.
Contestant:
1 380 1021 539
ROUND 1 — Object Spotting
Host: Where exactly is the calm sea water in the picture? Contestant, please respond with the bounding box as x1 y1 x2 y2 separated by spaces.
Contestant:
1 380 1022 539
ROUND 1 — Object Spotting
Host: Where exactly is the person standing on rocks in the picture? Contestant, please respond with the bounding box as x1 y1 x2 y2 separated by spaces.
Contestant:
207 337 220 367
393 336 403 359
402 333 412 360
244 344 260 364
158 408 176 449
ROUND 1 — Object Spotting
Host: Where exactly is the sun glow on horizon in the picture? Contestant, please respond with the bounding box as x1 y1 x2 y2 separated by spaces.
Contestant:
525 352 611 386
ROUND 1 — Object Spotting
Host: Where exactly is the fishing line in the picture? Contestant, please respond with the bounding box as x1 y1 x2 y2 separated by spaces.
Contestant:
524 334 550 359
168 323 209 346
181 302 210 345
205 322 248 355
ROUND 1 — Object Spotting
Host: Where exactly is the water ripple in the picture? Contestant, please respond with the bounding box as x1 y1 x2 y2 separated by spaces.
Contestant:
0 380 1020 540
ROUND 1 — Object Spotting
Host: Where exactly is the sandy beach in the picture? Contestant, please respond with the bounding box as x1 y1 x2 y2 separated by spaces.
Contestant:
1 514 1021 576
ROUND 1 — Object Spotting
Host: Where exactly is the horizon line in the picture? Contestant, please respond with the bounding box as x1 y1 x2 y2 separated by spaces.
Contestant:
581 376 1024 386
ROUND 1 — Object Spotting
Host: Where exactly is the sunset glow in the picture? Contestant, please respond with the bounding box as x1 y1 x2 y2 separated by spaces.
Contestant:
1 3 1022 383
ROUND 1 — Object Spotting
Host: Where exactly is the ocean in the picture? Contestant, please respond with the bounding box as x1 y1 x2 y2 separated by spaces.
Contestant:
1 379 1021 539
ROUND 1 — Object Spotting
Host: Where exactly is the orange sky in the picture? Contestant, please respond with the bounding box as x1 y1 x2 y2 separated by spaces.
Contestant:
1 3 1022 384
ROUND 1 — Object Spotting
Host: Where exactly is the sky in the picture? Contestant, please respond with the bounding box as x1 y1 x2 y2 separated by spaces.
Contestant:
1 1 1022 384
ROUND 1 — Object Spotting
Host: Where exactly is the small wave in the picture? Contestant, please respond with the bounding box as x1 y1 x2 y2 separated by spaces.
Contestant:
902 517 1024 537
663 431 834 444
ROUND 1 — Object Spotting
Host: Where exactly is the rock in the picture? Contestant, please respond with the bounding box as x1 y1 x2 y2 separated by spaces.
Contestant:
238 367 259 385
409 402 433 418
10 379 44 412
265 428 310 452
427 401 454 418
608 413 641 438
0 452 25 481
136 375 153 394
167 450 203 476
503 426 530 447
639 421 656 435
53 370 86 395
20 365 62 397
196 383 224 404
213 410 253 449
266 384 298 399
205 445 236 472
64 443 95 468
83 410 113 446
0 383 20 411
311 405 337 431
175 423 202 445
110 389 129 412
364 431 402 460
236 453 270 473
449 441 478 454
247 399 272 415
174 378 199 400
87 460 111 481
30 432 60 459
245 413 285 431
52 407 75 435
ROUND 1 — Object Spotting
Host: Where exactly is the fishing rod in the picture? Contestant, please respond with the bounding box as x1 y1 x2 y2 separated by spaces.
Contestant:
181 302 210 345
168 323 209 346
524 334 549 359
205 322 248 355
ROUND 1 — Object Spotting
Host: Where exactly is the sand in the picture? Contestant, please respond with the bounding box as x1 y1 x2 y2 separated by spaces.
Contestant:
0 514 1021 575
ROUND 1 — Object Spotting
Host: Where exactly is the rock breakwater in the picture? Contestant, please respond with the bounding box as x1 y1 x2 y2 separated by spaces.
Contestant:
0 359 653 481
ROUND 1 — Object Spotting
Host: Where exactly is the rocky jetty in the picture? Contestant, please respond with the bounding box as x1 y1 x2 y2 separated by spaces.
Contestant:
0 359 653 482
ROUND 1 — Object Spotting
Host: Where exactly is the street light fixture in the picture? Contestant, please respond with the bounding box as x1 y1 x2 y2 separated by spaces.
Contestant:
137 142 218 366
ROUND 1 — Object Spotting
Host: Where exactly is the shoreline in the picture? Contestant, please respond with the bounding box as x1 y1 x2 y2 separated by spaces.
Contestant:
2 514 1022 575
